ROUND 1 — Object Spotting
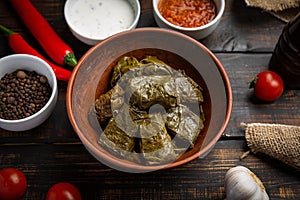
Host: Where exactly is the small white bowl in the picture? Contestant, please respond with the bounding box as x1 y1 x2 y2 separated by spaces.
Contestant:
64 0 141 45
152 0 225 40
0 54 58 131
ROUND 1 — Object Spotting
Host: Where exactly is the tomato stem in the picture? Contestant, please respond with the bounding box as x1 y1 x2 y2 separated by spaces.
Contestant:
249 76 258 89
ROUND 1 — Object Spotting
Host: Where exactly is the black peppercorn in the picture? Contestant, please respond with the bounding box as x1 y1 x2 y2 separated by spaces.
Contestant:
0 69 52 120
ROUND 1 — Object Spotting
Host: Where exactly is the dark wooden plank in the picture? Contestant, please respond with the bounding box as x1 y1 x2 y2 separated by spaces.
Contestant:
0 53 299 142
0 140 299 199
0 1 299 199
217 53 300 137
0 81 79 144
0 0 286 58
202 0 286 52
137 0 286 52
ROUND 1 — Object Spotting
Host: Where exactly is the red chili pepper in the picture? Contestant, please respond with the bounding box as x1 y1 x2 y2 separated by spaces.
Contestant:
0 25 72 82
9 0 77 67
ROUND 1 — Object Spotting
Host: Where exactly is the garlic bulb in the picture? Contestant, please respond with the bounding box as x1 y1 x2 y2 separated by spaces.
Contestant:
224 166 269 200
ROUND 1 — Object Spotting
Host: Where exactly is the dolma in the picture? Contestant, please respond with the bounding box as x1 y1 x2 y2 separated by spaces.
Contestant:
140 55 168 66
138 112 167 138
96 57 203 123
110 55 170 87
141 56 203 105
120 63 178 110
94 88 113 124
110 56 140 87
123 63 203 111
98 118 135 158
139 113 178 165
93 56 205 165
94 85 124 124
173 70 204 105
128 74 178 110
165 104 204 148
113 103 146 138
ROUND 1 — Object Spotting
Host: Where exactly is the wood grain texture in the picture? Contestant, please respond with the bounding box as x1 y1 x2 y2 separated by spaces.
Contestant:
0 141 299 199
0 0 299 199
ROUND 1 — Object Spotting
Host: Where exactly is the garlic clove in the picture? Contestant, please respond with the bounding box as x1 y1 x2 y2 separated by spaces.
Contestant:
224 166 269 200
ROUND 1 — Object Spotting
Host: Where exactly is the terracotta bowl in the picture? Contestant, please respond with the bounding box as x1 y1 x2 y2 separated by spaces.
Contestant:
66 28 232 173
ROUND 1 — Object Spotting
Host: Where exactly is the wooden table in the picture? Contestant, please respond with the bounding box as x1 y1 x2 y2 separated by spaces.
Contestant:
0 0 299 199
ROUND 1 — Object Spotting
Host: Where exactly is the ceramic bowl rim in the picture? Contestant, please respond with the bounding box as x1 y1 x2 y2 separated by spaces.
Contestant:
66 27 232 172
64 0 141 41
152 0 225 32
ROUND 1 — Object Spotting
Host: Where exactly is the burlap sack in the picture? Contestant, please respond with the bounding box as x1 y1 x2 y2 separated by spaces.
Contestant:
245 0 300 11
269 8 300 22
244 0 300 22
242 122 300 170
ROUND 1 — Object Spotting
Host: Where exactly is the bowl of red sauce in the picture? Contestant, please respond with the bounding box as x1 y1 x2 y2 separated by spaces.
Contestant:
152 0 225 39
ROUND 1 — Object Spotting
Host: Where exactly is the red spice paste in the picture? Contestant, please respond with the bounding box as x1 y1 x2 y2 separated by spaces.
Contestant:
158 0 217 28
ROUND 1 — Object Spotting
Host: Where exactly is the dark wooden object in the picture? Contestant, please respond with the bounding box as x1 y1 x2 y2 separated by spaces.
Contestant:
0 0 299 199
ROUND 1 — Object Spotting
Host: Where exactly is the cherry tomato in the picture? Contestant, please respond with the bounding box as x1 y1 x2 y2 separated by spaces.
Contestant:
46 182 82 200
0 168 27 200
249 70 284 101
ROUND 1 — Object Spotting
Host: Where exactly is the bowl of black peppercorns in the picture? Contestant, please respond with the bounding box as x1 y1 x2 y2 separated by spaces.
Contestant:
0 54 58 131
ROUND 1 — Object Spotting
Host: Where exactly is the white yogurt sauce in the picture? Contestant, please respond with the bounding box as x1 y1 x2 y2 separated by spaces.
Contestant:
68 0 135 39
